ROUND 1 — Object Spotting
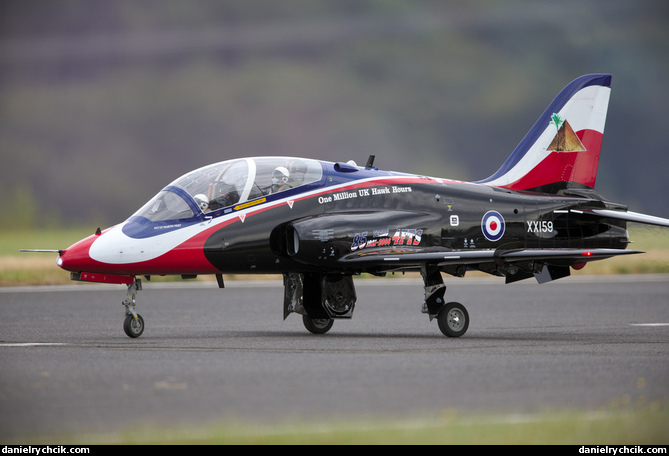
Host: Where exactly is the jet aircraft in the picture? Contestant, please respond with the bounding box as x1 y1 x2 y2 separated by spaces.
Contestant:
27 74 669 338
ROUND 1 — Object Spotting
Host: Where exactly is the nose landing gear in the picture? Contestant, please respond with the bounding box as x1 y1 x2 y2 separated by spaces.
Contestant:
122 278 144 338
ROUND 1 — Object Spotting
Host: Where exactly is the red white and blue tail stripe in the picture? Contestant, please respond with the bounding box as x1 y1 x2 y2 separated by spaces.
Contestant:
477 74 612 193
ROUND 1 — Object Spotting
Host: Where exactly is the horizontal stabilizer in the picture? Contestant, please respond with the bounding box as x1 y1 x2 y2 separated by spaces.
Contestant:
574 209 669 228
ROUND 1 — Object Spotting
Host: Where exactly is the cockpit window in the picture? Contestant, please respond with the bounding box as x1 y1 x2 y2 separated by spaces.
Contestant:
132 157 323 223
134 190 194 222
174 157 323 213
255 158 322 196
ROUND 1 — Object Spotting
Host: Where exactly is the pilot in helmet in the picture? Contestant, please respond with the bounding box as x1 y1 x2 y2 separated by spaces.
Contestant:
193 194 209 212
270 166 290 193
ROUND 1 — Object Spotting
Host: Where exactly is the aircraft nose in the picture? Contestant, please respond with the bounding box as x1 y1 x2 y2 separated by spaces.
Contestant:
57 233 98 273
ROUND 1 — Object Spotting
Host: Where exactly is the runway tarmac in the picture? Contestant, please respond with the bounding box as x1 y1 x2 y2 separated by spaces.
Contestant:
1 274 668 440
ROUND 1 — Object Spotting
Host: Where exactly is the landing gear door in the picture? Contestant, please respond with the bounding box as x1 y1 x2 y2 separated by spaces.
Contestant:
283 273 304 320
282 273 356 320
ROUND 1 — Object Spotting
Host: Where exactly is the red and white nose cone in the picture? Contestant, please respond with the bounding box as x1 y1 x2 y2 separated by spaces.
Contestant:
57 221 221 277
57 234 99 273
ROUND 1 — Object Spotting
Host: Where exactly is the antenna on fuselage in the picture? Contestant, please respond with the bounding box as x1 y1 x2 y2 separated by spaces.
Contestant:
365 155 376 169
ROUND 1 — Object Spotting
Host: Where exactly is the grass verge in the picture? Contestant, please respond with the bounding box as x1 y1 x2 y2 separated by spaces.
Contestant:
10 402 669 445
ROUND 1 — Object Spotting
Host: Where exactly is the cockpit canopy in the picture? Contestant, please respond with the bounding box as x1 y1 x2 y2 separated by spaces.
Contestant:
133 157 323 223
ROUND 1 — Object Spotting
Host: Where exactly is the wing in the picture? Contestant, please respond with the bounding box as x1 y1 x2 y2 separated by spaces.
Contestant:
338 246 643 284
339 247 641 266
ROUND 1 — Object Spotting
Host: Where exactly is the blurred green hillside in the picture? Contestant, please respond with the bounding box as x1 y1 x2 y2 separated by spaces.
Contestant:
1 0 668 229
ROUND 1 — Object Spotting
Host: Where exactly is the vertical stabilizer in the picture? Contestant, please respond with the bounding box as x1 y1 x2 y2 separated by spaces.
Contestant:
477 74 611 193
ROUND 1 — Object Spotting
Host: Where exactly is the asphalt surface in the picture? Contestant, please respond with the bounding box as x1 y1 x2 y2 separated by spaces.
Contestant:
1 274 668 440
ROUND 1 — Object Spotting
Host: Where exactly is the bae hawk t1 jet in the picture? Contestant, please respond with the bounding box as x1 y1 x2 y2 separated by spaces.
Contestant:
26 74 669 338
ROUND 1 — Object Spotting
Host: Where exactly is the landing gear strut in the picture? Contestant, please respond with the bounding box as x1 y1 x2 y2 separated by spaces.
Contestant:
122 278 144 338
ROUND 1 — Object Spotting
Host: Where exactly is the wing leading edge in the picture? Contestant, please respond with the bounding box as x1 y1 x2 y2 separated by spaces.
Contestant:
339 246 643 284
340 247 641 265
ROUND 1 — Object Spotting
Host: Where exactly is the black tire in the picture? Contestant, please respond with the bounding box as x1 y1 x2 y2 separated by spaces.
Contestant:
123 314 145 338
437 302 469 337
302 315 334 335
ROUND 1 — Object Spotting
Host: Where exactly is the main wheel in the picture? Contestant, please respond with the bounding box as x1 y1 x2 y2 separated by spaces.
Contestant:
123 314 145 338
437 302 469 337
302 315 334 335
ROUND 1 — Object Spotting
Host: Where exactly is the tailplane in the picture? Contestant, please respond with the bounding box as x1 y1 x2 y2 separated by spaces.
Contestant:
477 74 611 193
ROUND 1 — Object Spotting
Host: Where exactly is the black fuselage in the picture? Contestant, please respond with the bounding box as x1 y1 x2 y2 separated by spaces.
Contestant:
203 178 629 275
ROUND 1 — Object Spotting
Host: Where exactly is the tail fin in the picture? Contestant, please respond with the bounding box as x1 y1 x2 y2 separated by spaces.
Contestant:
477 74 611 193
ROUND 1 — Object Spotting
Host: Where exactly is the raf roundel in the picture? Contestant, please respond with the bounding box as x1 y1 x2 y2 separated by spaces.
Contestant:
481 211 506 242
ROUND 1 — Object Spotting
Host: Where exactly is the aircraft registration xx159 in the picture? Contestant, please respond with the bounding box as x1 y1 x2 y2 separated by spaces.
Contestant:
26 74 669 338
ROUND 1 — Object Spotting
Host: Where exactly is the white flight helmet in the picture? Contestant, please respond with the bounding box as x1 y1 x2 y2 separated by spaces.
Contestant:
272 166 289 185
193 194 209 211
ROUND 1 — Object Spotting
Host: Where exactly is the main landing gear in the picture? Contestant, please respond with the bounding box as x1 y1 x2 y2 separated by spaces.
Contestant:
283 268 470 338
421 265 469 338
122 278 144 338
283 273 355 335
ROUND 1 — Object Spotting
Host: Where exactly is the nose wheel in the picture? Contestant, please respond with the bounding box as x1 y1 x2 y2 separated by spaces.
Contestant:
123 314 145 338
